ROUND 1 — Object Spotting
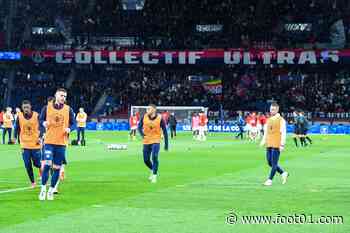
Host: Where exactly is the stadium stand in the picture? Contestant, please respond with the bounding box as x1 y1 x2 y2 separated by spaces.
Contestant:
0 0 350 120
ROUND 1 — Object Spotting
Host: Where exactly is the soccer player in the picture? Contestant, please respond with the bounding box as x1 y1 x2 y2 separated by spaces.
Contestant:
129 113 138 140
198 111 208 141
161 110 170 126
191 113 199 140
138 104 168 183
14 100 42 187
258 112 267 138
260 102 288 186
44 96 65 194
39 88 75 201
135 111 140 122
235 111 245 140
299 111 312 146
76 108 87 145
14 107 22 143
169 112 177 139
247 112 258 142
2 107 14 144
14 107 21 120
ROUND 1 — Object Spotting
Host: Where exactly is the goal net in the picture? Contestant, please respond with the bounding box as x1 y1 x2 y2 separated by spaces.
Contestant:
130 106 208 125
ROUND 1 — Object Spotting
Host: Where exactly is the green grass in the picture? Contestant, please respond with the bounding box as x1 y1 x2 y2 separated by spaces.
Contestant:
0 132 349 233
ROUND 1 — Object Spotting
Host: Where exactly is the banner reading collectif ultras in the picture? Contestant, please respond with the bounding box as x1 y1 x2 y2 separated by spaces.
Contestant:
21 49 343 65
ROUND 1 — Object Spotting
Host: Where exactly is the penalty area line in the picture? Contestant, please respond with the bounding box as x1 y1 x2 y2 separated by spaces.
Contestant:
0 186 34 194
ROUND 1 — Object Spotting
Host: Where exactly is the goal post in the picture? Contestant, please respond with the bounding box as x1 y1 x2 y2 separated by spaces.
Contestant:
130 106 208 124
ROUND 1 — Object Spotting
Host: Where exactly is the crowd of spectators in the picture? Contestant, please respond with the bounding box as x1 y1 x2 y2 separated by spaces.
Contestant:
223 64 350 114
69 67 116 114
2 0 349 49
1 64 350 117
62 66 220 116
9 64 107 114
108 66 220 114
1 0 350 118
10 64 70 111
71 0 349 49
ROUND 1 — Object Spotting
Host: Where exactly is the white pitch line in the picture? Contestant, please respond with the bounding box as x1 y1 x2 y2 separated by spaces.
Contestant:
0 186 33 194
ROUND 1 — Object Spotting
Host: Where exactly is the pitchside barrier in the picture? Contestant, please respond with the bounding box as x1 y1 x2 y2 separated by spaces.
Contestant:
83 122 350 134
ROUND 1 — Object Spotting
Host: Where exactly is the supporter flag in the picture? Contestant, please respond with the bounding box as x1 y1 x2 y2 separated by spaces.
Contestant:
202 79 222 95
188 75 223 99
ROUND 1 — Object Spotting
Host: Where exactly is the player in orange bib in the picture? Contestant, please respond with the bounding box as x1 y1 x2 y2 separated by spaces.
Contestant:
2 107 14 144
76 108 87 145
260 102 289 186
14 100 42 188
44 96 64 194
38 88 75 201
138 104 168 183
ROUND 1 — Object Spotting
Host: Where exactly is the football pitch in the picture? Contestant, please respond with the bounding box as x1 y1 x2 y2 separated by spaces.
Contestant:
0 132 349 233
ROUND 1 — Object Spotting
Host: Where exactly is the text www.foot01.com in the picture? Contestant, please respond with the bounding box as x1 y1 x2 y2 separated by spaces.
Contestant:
226 210 344 225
